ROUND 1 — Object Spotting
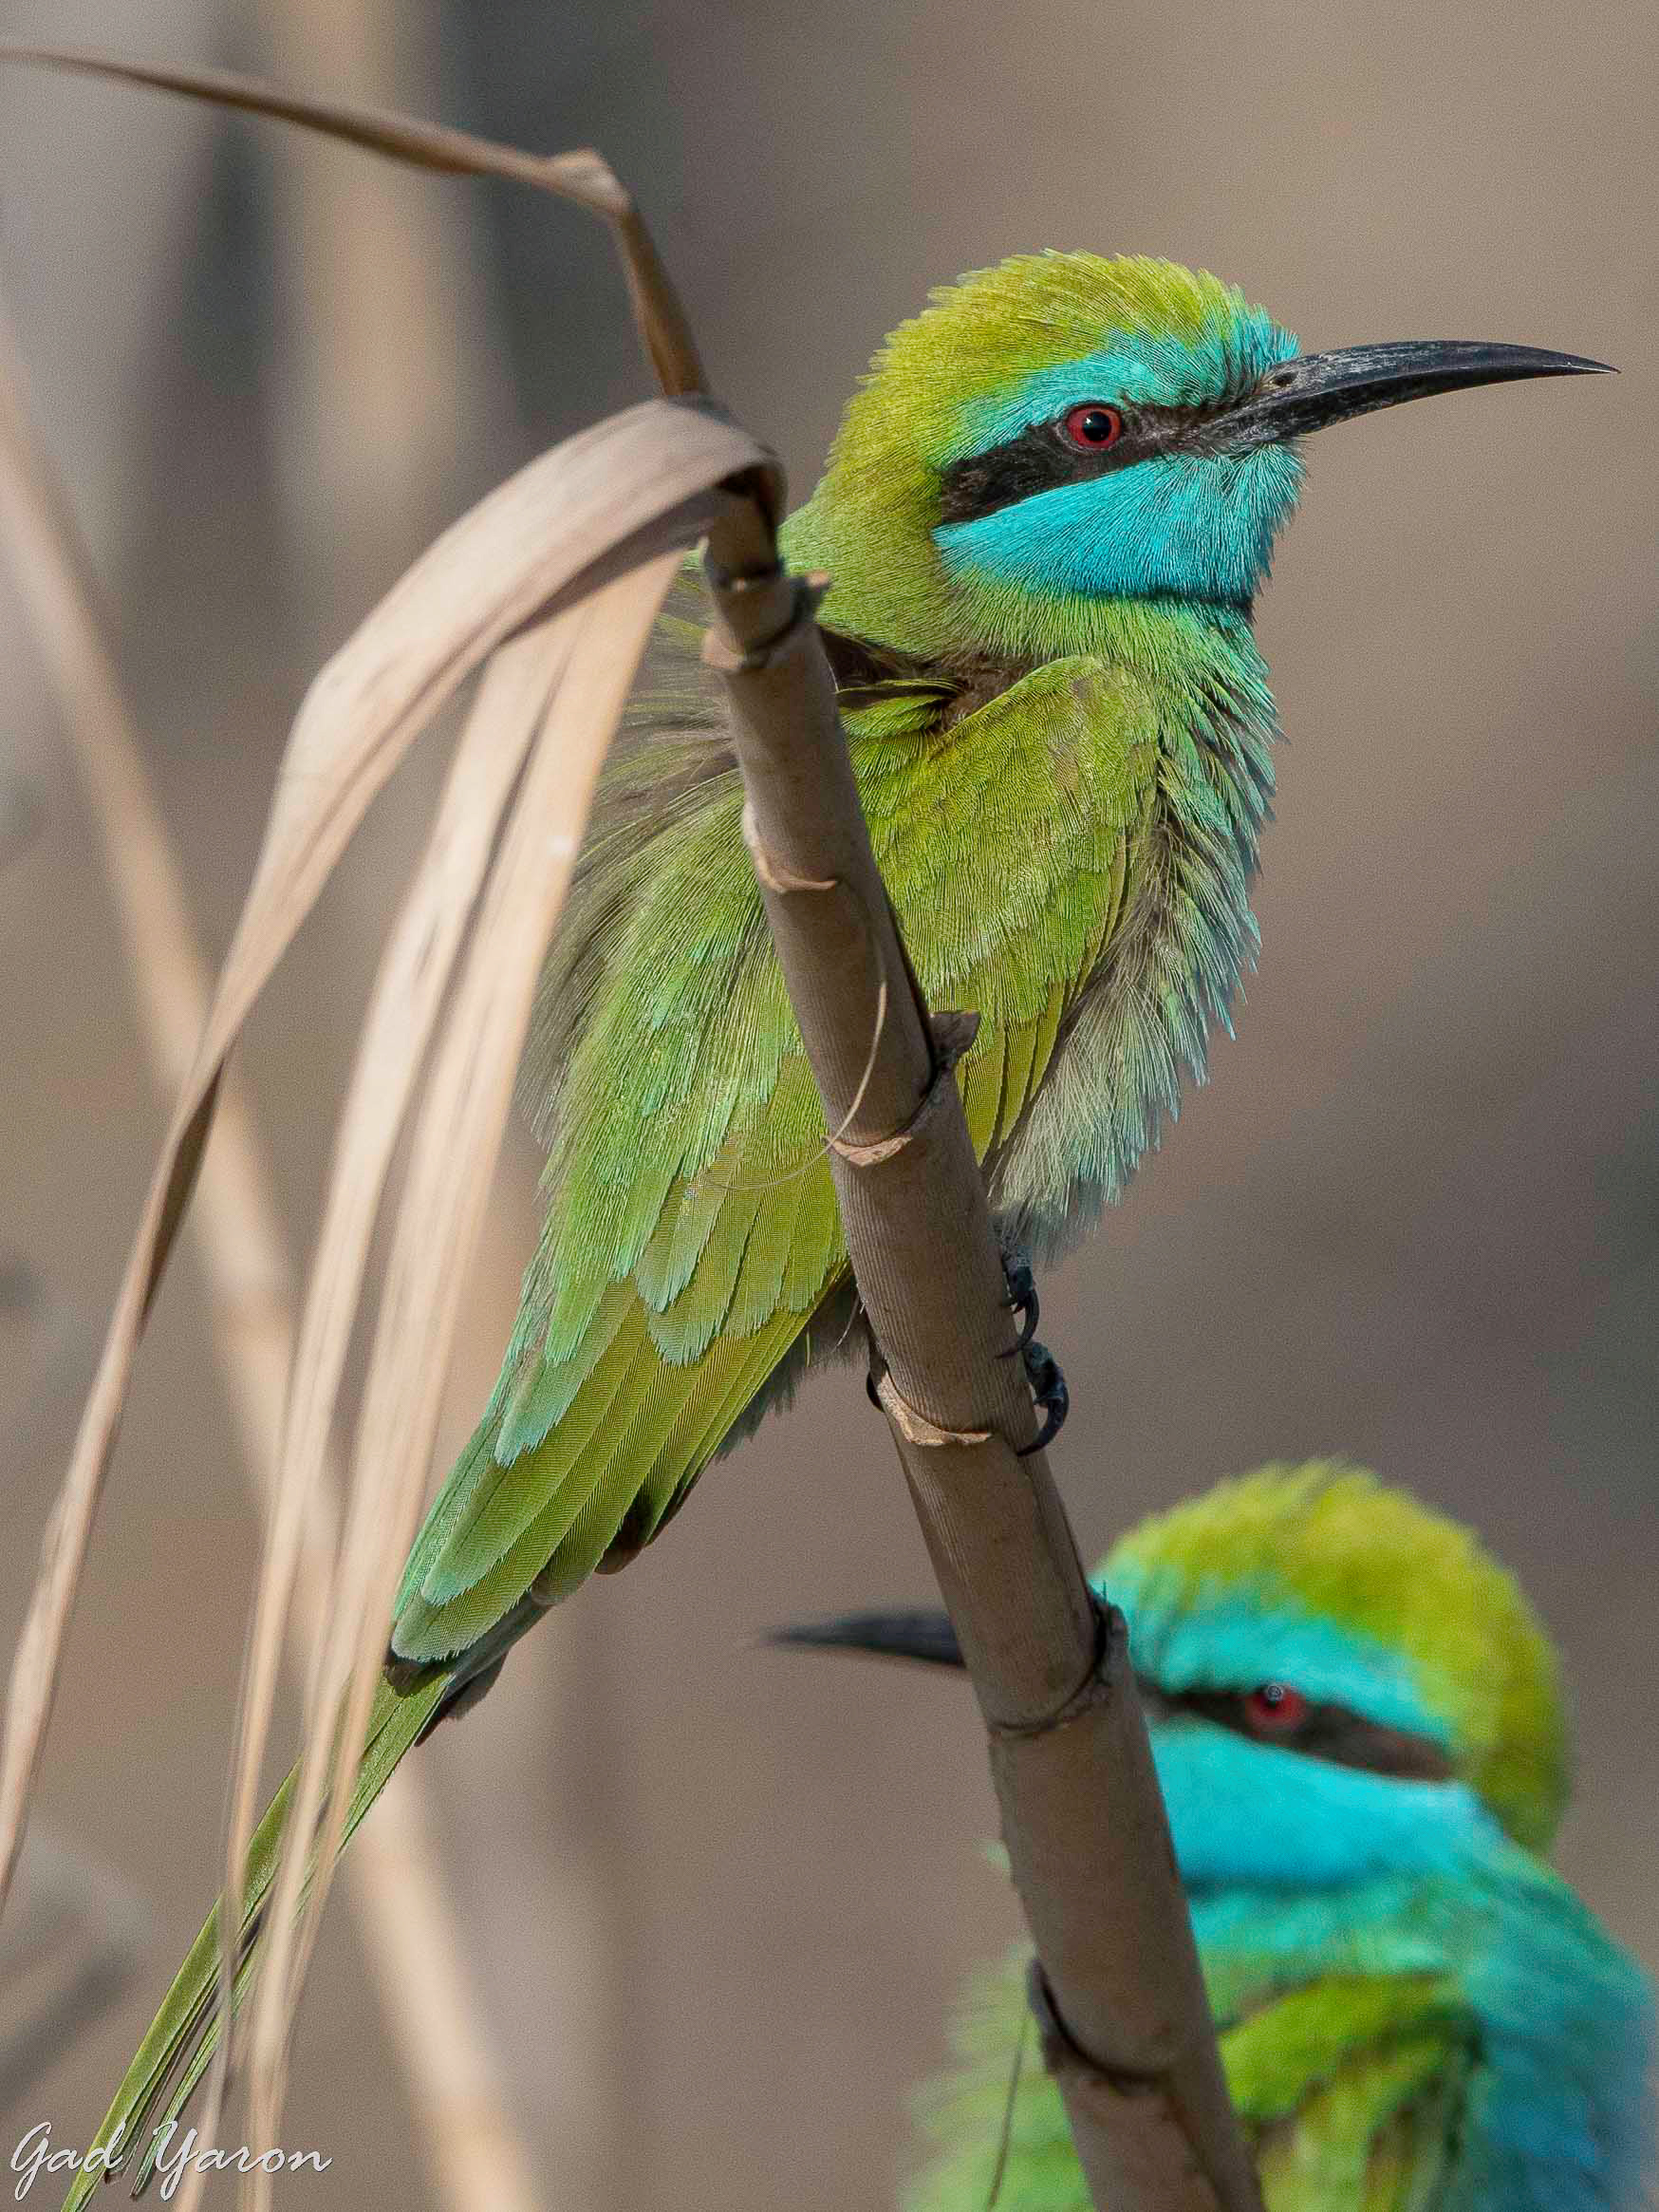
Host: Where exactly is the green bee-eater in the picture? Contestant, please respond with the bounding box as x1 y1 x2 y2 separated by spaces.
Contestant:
65 255 1607 2198
778 1463 1654 2210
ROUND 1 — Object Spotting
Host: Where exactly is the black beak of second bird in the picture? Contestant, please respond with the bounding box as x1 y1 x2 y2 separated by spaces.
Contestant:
768 1609 966 1668
1227 337 1612 448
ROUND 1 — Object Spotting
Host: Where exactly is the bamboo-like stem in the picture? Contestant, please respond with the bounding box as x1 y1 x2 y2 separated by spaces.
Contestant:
701 534 1262 2212
0 297 545 2212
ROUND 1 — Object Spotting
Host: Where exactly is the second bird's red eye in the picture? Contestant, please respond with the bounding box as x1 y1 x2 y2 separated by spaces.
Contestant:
1242 1682 1311 1736
1062 403 1124 450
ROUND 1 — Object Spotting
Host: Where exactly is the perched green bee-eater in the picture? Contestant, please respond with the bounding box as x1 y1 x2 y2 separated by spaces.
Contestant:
779 1464 1654 2210
66 255 1607 2198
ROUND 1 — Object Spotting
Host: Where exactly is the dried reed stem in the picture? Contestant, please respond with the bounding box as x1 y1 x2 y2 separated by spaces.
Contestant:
0 296 545 2212
702 540 1261 2211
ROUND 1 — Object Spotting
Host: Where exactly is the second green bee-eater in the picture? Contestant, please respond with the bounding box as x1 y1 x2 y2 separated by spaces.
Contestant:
779 1464 1653 2209
66 253 1606 2198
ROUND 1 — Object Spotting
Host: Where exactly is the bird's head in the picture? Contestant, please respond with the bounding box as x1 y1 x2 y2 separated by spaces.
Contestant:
1104 1461 1568 1884
783 252 1606 662
773 1461 1570 1891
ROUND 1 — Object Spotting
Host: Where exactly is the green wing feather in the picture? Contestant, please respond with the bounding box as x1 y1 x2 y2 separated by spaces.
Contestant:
1231 1978 1472 2212
393 622 1157 1662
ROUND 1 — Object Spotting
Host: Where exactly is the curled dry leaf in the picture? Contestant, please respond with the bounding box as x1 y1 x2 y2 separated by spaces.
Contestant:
0 141 544 2208
216 626 575 2082
0 396 769 1919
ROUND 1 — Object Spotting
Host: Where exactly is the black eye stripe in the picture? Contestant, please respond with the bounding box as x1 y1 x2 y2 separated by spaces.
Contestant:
1143 1681 1455 1784
936 395 1254 527
937 415 1141 526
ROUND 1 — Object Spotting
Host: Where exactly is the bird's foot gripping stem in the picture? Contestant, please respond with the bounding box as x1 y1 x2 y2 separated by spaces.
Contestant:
1016 1340 1069 1455
864 1246 1070 1455
998 1244 1040 1348
997 1246 1068 1454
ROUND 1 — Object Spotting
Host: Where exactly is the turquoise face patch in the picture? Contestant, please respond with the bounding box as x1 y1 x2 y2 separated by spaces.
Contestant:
1148 1718 1489 1888
932 311 1303 608
935 441 1305 607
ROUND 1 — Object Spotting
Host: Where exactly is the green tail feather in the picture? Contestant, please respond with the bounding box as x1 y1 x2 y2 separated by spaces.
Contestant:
61 1667 452 2211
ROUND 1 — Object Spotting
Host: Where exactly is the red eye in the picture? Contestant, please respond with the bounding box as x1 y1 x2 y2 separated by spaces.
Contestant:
1062 403 1124 451
1242 1682 1310 1737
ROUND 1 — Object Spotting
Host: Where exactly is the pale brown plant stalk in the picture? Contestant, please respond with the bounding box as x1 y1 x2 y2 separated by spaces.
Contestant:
0 386 758 2212
0 77 764 2212
0 51 732 1953
701 553 1262 2212
0 44 1258 2212
0 291 544 2212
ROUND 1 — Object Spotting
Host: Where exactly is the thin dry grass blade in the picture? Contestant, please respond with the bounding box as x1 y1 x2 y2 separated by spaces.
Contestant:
0 42 705 397
240 554 681 2203
0 397 766 1915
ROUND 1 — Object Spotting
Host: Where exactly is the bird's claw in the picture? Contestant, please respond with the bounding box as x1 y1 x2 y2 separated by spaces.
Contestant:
1016 1340 1069 1456
867 1251 1066 1454
998 1247 1040 1351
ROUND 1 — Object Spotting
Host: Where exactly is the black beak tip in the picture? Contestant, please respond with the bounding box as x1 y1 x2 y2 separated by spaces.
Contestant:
760 1621 830 1651
1243 337 1619 445
759 1608 965 1669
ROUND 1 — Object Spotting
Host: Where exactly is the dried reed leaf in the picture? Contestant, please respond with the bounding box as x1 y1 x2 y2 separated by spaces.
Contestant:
221 623 569 1904
0 398 767 1914
0 42 705 397
240 554 682 2199
0 284 547 2209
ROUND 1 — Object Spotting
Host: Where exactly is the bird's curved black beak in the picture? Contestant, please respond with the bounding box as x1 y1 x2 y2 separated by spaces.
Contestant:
1224 339 1613 450
765 1607 964 1668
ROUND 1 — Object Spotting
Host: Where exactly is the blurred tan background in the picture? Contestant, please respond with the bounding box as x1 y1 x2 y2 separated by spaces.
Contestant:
0 0 1654 2203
